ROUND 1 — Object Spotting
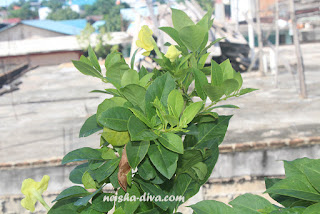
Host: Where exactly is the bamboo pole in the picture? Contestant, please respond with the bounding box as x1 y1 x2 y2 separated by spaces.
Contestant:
289 0 307 98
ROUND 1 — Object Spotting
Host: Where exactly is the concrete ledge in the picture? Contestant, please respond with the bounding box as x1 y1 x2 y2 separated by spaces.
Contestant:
0 136 319 170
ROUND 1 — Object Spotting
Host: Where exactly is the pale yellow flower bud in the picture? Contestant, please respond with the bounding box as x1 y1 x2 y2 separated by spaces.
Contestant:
164 45 182 62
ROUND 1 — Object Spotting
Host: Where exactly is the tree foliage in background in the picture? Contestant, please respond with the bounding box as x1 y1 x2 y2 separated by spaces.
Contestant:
83 0 129 32
8 0 38 19
47 7 80 20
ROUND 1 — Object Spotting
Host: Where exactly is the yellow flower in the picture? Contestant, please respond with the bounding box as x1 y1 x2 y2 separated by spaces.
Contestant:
21 175 51 212
136 25 154 56
164 45 182 62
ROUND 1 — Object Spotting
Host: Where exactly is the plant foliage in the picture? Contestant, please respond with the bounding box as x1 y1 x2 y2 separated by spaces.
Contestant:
49 8 256 214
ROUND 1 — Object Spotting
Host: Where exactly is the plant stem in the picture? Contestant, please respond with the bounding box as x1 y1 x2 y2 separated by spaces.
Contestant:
151 39 163 59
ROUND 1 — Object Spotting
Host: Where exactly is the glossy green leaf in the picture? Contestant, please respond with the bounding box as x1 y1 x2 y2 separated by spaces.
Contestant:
148 143 178 179
96 97 130 121
74 186 103 206
48 198 79 214
98 107 133 131
53 186 90 202
139 73 154 87
91 193 114 213
72 60 103 78
167 89 184 119
127 116 158 141
265 176 320 202
208 105 239 110
126 141 150 168
220 59 234 80
80 55 92 66
191 162 207 180
129 108 152 128
222 79 239 95
179 102 203 127
192 68 208 100
102 128 130 146
158 132 183 154
190 200 235 214
229 193 277 214
124 183 141 213
145 73 175 119
105 52 122 70
62 147 102 165
106 62 130 89
101 147 117 160
239 88 258 96
88 46 101 72
179 25 206 52
233 71 243 90
121 69 139 87
204 85 224 102
138 156 157 180
69 162 90 184
82 171 96 189
303 202 320 214
171 8 194 31
95 158 121 182
159 27 185 47
211 60 223 86
79 114 102 138
304 160 320 192
120 84 146 112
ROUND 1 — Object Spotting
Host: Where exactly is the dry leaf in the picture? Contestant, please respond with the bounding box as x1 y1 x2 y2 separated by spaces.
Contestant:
118 145 131 192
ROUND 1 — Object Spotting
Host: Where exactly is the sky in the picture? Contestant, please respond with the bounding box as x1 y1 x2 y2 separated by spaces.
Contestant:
0 0 19 7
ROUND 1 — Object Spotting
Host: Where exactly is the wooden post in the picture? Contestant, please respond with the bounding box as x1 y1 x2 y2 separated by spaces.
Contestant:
274 0 279 87
289 0 307 98
255 0 265 76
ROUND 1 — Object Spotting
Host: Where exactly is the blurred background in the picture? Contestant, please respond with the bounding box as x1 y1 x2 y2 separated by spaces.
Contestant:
0 0 319 213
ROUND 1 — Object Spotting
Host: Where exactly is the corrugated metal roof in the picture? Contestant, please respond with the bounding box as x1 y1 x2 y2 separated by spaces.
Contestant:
59 19 88 29
67 0 97 6
21 20 84 35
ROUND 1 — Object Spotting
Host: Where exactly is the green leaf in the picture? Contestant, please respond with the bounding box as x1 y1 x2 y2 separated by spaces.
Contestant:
167 89 184 119
233 71 243 90
88 46 101 72
72 60 103 78
70 163 90 184
74 186 103 206
229 193 277 214
124 183 141 213
145 73 175 119
95 158 121 182
88 160 105 170
208 105 239 110
303 202 320 214
105 52 122 70
239 88 258 95
131 49 139 69
177 149 203 174
127 116 158 141
159 27 185 47
222 79 239 95
148 143 178 179
97 97 130 121
53 186 90 202
191 162 207 180
101 147 117 160
192 68 208 100
62 147 102 165
194 115 232 147
139 66 148 79
204 85 224 102
265 176 320 202
139 73 154 87
135 178 170 210
179 102 203 127
179 25 206 52
91 193 114 213
98 107 133 131
220 59 234 80
82 171 96 189
304 160 320 192
211 60 223 86
270 207 306 214
102 128 130 146
198 53 210 69
171 8 194 31
158 132 183 154
106 62 130 89
79 114 103 138
48 198 79 214
138 156 157 180
121 69 139 87
126 141 150 168
129 108 152 128
110 167 120 189
190 200 235 214
80 55 92 66
120 84 146 112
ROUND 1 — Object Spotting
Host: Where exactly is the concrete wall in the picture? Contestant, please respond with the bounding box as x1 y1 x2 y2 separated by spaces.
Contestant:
0 51 81 67
0 24 64 42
